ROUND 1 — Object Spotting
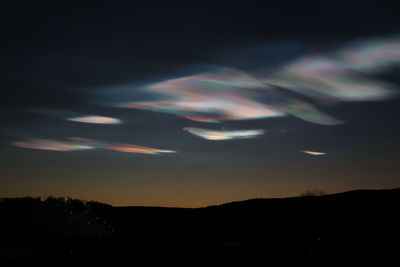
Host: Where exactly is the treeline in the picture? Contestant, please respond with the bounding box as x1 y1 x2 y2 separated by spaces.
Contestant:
0 196 111 212
1 188 400 266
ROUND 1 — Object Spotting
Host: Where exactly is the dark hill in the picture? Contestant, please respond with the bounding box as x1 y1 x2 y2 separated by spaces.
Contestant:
1 188 400 266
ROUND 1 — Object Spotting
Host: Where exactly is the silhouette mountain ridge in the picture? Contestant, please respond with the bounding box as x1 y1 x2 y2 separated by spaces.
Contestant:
2 187 400 266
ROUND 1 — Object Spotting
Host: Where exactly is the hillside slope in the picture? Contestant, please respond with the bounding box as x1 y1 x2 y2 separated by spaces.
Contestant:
1 188 399 266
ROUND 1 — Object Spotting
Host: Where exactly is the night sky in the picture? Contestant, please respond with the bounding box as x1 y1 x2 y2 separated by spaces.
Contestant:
1 0 400 207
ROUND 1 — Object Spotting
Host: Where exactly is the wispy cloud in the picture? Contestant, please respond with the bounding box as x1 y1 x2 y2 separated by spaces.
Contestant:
106 144 175 154
183 127 265 141
337 36 400 73
111 36 398 125
117 70 285 122
302 150 326 156
67 115 122 124
12 138 175 155
13 138 97 152
25 109 122 125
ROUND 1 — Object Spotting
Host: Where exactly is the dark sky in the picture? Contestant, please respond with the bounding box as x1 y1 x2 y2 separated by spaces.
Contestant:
1 0 400 207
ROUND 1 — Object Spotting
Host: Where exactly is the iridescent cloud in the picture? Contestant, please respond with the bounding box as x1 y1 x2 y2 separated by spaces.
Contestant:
67 115 122 124
13 138 175 154
337 37 400 73
13 138 96 152
118 69 285 122
106 144 175 154
26 109 123 125
261 55 394 102
183 127 265 141
114 36 398 125
117 69 338 125
302 150 326 156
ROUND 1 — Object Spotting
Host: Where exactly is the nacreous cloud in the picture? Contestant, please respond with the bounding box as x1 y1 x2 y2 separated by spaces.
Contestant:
13 138 175 154
106 144 175 154
183 127 265 140
13 138 97 151
117 69 340 125
26 109 123 125
302 150 326 156
337 36 400 73
113 36 398 125
67 115 122 124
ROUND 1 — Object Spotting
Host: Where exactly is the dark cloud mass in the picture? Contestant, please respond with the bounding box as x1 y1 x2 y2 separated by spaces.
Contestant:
1 0 400 207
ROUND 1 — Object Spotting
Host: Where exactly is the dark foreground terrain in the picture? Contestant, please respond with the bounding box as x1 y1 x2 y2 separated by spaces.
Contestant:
1 188 400 266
